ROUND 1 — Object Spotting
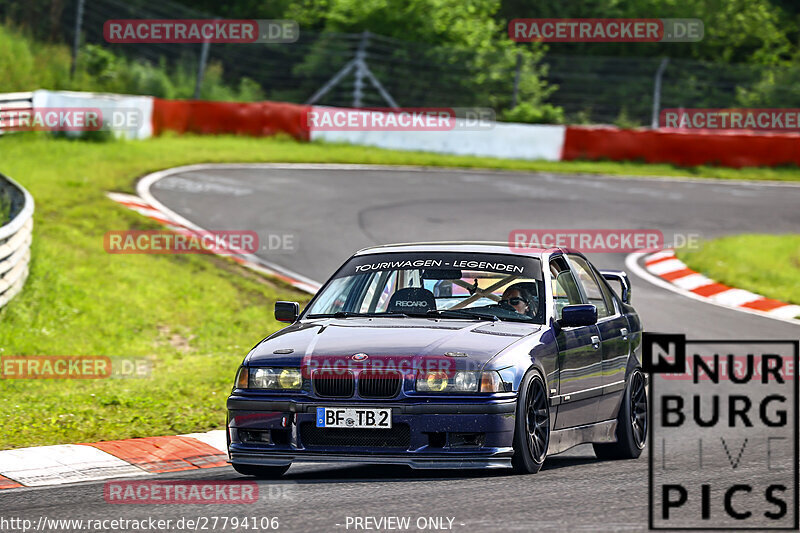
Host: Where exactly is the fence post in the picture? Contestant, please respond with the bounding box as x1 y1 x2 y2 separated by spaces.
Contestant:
651 57 669 128
353 31 370 108
70 0 86 79
194 39 211 100
511 51 522 109
306 30 397 108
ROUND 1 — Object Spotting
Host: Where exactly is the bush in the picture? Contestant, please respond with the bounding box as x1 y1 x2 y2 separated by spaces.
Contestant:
613 107 643 129
1 24 266 102
0 24 72 92
499 102 564 124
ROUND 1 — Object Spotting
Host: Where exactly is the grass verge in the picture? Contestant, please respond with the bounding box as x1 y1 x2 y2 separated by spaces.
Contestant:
676 235 800 307
0 133 799 450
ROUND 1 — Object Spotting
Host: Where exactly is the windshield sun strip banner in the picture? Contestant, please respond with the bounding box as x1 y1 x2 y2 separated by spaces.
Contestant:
334 252 543 280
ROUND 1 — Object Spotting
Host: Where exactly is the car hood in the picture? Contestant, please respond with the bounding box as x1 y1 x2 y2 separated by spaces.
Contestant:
247 317 541 369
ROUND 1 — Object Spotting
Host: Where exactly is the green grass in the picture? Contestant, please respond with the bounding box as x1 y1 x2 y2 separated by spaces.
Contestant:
1 133 800 450
676 235 800 307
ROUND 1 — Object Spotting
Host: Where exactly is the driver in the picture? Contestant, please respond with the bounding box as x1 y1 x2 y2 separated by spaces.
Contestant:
499 283 538 317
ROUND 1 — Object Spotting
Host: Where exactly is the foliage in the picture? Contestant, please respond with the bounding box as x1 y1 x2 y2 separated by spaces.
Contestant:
284 0 553 110
0 25 263 101
0 23 72 93
736 61 800 108
497 0 796 65
500 102 564 124
613 107 642 129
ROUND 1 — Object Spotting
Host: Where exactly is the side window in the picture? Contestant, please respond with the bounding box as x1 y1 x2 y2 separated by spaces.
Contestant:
592 265 619 316
549 257 584 319
312 276 359 314
568 255 613 318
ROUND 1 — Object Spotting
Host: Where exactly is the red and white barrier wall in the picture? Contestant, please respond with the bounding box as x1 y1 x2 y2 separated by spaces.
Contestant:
561 126 800 168
23 91 800 168
151 98 310 140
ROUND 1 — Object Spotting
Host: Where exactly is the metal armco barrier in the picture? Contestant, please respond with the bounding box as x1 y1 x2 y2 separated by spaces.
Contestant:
0 92 34 136
0 174 34 310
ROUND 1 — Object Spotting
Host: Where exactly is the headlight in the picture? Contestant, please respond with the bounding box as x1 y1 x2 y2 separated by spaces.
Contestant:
416 370 503 393
235 367 303 390
420 371 451 392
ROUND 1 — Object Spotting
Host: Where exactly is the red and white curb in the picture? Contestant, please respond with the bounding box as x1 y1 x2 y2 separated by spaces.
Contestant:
0 430 227 489
632 248 800 324
107 190 320 294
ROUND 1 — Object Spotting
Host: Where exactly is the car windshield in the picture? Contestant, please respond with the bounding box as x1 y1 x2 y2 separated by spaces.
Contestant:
305 251 545 323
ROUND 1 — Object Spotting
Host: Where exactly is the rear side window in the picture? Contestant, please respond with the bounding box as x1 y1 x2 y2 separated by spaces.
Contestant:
568 255 613 319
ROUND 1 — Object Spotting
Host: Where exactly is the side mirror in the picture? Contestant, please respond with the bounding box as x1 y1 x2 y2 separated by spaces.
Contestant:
275 301 300 323
600 270 631 304
559 304 597 328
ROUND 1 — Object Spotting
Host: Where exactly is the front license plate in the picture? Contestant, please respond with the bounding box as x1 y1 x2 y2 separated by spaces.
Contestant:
316 407 392 429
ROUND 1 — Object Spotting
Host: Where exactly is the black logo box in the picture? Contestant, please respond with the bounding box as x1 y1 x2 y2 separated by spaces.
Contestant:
645 334 799 531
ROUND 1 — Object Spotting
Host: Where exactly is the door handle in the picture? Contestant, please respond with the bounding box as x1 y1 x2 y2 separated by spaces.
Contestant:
591 335 601 349
620 328 628 340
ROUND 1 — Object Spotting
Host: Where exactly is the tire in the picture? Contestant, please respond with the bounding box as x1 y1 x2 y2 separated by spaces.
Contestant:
593 369 647 460
512 371 550 474
231 463 290 479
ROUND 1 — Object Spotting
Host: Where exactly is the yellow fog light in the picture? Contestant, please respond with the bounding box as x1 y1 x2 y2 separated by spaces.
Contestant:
417 371 449 392
278 368 302 389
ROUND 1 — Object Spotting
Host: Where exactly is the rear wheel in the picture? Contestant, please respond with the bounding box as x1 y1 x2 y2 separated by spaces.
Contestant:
593 369 647 460
231 463 290 479
512 371 550 474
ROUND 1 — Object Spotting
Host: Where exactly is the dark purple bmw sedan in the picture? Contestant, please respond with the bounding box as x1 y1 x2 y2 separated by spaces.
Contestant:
227 242 646 477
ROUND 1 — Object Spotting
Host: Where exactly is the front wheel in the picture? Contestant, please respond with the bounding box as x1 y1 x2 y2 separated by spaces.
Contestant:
231 463 290 479
593 369 647 460
512 371 550 474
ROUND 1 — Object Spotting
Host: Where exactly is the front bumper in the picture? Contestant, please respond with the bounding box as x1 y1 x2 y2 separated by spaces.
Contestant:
227 395 517 469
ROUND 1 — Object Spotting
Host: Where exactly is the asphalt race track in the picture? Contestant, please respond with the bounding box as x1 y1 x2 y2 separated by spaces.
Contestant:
3 165 799 532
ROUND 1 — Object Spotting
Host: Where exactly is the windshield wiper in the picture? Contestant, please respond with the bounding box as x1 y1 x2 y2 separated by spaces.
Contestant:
425 309 498 322
306 311 409 319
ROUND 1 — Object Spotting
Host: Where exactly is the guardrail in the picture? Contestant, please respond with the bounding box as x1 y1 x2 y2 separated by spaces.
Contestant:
0 92 34 136
0 174 34 310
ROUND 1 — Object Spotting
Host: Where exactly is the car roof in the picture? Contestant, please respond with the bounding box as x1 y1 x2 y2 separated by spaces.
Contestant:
354 241 579 258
